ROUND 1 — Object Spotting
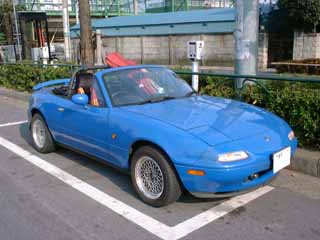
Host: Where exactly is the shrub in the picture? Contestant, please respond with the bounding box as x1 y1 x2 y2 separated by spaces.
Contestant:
0 64 71 92
198 76 320 149
0 64 319 149
264 82 320 149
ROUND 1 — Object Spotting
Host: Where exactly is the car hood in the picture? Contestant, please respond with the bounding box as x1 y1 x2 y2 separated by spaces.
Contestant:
124 96 289 146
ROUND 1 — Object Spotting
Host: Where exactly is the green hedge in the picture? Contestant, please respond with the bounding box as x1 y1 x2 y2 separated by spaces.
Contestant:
0 64 319 149
199 76 320 149
0 64 70 92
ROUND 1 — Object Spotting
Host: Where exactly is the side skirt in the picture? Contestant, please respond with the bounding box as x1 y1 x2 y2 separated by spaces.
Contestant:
56 142 130 175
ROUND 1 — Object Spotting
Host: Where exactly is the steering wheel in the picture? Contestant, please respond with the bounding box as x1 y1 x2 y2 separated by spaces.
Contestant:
112 91 130 100
112 91 144 105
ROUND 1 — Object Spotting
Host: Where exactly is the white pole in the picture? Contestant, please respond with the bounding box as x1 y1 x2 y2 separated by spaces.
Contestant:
96 29 103 65
62 0 71 62
134 0 138 15
12 0 22 61
192 61 199 92
75 0 80 25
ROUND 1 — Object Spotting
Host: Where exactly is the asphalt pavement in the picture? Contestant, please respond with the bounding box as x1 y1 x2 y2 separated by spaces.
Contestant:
0 95 319 240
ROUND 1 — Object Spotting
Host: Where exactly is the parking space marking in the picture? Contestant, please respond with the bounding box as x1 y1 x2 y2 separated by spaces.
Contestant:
0 136 274 240
0 136 172 239
170 185 273 239
0 120 27 128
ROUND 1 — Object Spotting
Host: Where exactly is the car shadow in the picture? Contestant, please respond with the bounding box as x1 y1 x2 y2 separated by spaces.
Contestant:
19 123 227 206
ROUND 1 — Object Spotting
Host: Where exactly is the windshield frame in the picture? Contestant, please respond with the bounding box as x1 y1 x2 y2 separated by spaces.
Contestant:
102 66 195 107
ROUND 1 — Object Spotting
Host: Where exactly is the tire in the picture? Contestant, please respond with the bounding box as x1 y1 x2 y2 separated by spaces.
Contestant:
131 146 182 207
30 113 56 153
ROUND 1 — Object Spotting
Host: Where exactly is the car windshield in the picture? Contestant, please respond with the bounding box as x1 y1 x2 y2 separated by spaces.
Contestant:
103 67 194 106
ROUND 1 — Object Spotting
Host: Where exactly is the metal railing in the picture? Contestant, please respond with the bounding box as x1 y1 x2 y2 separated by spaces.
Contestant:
175 70 320 83
21 0 233 17
0 62 318 148
175 69 320 149
2 61 320 85
1 61 319 101
24 0 134 17
174 70 320 99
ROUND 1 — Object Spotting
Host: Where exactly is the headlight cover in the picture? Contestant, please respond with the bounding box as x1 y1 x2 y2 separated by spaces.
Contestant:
217 151 249 162
288 131 295 141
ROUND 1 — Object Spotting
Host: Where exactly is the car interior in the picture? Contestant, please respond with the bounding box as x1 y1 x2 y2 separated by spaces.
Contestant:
53 72 104 107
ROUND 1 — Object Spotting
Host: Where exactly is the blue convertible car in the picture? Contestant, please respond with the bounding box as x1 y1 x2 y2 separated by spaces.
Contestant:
28 65 297 207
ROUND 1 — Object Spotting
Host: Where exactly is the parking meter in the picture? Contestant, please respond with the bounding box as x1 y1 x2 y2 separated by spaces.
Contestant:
187 41 204 92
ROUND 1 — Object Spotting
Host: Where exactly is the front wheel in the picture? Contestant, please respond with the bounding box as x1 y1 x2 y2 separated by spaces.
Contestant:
131 146 182 207
31 113 56 153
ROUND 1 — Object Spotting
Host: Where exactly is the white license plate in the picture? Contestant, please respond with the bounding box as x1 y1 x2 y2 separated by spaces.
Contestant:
273 147 291 173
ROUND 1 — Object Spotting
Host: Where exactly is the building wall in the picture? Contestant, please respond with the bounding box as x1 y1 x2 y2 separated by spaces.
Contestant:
0 45 16 63
293 32 320 60
258 33 268 69
71 33 268 69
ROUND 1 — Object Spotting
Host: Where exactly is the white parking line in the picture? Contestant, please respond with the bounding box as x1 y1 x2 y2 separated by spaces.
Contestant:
0 120 28 128
171 186 273 239
0 136 274 240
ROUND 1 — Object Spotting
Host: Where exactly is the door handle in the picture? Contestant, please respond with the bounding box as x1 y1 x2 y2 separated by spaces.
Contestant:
57 107 65 112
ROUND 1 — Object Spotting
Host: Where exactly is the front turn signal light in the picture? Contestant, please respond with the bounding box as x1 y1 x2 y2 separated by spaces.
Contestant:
187 169 206 176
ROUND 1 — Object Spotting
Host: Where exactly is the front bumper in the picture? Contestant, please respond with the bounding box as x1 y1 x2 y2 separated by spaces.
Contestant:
190 176 274 198
176 161 277 197
189 172 276 198
175 141 297 198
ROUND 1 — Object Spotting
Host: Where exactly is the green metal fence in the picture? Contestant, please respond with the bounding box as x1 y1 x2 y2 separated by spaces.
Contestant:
175 69 320 149
146 0 233 13
22 0 232 17
2 62 320 87
175 69 320 98
175 70 320 83
24 0 135 17
0 62 319 147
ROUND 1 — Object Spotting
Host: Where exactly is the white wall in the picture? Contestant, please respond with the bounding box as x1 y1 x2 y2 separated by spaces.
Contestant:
293 32 320 60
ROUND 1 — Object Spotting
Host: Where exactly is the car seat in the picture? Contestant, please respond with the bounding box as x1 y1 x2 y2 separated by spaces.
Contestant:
90 87 99 107
75 73 100 106
76 73 93 96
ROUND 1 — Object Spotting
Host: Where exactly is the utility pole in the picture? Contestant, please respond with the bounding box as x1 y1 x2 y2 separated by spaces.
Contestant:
234 0 259 93
12 0 22 61
62 0 71 62
3 0 14 45
79 0 94 65
134 0 138 15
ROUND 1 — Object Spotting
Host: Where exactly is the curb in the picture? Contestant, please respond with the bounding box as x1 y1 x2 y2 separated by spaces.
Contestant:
289 149 320 178
1 86 319 178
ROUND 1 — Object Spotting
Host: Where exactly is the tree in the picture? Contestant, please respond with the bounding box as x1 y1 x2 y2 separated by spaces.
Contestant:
78 0 94 65
0 2 25 45
278 0 320 32
1 0 13 45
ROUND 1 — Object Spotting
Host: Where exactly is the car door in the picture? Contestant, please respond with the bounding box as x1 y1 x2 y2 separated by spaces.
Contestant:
51 77 120 166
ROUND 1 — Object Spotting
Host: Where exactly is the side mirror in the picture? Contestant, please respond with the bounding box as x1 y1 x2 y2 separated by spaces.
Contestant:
72 94 89 106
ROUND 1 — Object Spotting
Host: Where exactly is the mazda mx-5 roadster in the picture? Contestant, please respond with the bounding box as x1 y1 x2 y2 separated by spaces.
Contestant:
28 65 297 207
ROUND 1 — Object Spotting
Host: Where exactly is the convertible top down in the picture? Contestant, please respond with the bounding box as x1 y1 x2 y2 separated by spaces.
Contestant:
28 65 297 206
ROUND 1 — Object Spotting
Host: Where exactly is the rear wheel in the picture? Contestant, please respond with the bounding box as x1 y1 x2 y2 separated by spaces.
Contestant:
31 113 56 153
131 146 182 207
